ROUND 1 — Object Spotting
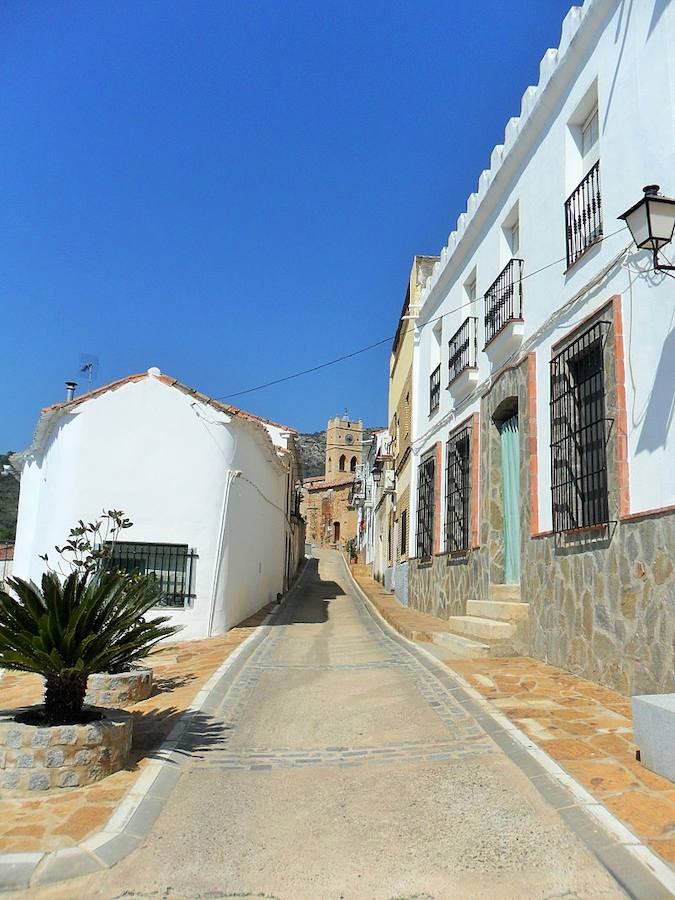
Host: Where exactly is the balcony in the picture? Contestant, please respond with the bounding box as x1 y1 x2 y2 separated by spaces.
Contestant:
484 257 524 366
565 161 602 269
429 364 441 415
447 317 478 401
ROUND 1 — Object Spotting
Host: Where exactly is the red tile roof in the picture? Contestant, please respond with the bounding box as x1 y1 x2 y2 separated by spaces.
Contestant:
42 371 298 434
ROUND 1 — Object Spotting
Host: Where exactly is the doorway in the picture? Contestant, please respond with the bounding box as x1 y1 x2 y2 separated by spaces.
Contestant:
499 414 521 583
333 521 341 543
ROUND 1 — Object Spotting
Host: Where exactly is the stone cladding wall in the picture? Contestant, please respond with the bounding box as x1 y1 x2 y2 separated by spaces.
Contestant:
85 667 153 707
0 709 132 792
527 512 675 695
410 361 529 621
410 301 674 693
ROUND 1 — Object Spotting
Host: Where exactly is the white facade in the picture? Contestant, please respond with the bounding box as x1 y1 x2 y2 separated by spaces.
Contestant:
411 0 675 540
354 430 391 576
13 369 304 641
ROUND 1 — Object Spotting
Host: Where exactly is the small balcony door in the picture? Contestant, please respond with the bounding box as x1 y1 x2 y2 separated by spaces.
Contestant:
500 415 521 583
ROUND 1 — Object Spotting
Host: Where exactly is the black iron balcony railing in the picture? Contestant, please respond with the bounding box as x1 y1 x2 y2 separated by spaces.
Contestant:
448 317 478 385
484 258 523 346
429 364 441 415
565 160 602 268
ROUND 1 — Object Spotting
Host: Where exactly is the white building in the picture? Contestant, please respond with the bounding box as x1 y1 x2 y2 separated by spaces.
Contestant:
12 368 305 641
352 430 391 577
408 0 675 694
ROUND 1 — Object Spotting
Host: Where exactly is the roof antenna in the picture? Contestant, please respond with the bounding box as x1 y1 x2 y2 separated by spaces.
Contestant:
78 353 99 386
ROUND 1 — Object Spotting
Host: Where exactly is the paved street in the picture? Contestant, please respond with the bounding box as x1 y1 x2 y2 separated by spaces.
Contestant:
25 550 625 899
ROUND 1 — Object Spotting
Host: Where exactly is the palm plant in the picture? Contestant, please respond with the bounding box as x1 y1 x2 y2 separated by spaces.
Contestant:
0 570 180 724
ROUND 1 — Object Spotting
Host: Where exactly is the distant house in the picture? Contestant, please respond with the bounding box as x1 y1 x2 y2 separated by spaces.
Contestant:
12 368 305 640
0 543 13 589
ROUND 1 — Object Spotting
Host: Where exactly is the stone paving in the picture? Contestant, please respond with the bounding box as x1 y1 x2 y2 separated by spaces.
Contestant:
18 550 654 899
0 603 274 855
448 655 675 870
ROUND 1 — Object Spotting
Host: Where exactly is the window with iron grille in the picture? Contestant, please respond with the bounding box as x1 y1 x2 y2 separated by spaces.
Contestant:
400 509 407 556
445 427 471 552
448 318 478 385
565 161 602 268
484 258 523 346
416 453 436 558
550 321 611 533
429 365 441 415
106 542 197 608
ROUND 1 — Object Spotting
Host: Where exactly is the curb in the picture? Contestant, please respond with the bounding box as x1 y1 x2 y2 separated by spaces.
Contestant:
340 554 675 900
0 558 312 893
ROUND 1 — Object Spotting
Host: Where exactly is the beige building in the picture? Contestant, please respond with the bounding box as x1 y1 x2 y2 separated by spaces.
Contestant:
301 416 363 548
381 256 438 603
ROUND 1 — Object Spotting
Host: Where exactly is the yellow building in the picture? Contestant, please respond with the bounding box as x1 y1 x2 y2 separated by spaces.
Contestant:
381 256 438 602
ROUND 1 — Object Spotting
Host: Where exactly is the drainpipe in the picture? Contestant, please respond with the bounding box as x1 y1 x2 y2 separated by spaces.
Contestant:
206 468 241 637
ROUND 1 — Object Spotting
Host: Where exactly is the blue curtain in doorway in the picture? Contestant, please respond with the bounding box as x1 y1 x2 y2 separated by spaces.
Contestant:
500 415 521 583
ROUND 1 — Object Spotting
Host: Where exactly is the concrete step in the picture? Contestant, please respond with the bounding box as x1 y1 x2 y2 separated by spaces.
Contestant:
428 630 491 659
467 599 530 623
490 584 521 602
446 615 516 642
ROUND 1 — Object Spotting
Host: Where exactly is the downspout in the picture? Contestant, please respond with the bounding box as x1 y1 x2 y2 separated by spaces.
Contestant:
207 467 241 637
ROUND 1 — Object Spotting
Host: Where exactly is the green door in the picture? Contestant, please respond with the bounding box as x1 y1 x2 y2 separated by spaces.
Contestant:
500 415 521 583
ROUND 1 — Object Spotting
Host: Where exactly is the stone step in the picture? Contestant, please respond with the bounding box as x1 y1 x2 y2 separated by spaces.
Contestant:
428 630 491 659
490 584 521 602
466 599 530 622
446 615 516 642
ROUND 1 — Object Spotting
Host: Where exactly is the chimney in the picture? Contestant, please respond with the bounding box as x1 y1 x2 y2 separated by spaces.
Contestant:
65 381 77 402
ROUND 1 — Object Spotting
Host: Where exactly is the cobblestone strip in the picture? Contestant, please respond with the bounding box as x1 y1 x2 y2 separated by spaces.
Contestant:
342 555 675 900
0 561 313 893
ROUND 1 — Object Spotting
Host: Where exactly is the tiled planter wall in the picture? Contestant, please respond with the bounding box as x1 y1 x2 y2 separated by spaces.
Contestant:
0 709 133 792
85 667 153 707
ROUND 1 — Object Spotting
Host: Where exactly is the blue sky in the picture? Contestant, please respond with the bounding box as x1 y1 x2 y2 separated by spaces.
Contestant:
2 0 572 447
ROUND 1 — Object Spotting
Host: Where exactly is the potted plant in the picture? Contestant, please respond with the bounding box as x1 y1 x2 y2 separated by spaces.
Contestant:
0 516 180 791
43 511 163 706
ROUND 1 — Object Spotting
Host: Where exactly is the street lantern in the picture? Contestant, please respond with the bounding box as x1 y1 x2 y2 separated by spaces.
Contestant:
371 465 382 484
619 184 675 271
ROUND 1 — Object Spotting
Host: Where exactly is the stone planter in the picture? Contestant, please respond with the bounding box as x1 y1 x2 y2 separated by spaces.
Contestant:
0 707 133 792
85 666 153 707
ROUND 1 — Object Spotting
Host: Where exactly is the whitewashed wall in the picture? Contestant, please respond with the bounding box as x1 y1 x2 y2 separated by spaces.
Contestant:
13 372 292 641
412 0 675 539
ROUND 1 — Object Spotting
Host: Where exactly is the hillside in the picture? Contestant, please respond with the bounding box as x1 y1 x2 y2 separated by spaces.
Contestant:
0 453 19 541
297 428 383 479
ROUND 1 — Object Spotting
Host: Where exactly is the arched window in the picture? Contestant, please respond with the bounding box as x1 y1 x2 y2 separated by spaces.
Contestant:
328 457 332 472
339 455 346 471
350 456 357 472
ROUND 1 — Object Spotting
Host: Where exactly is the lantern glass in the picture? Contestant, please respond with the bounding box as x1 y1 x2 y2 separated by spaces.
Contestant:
372 468 381 484
623 200 651 250
648 198 675 249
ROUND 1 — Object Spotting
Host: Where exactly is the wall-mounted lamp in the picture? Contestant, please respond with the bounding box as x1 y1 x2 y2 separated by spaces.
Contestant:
371 466 382 484
619 184 675 271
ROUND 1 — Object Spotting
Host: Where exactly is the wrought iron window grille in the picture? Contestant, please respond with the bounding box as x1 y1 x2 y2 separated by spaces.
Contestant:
484 258 524 347
445 427 471 553
429 364 441 415
550 321 612 534
565 161 603 268
105 541 197 608
416 453 436 559
448 318 478 386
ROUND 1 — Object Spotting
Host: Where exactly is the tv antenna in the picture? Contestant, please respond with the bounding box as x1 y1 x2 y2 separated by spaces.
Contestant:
78 353 99 386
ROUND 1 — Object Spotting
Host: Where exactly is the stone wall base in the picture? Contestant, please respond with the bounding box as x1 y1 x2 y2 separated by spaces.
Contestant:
0 708 133 792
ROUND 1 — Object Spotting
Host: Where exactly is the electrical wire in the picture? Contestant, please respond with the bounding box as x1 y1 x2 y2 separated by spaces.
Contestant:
215 226 630 401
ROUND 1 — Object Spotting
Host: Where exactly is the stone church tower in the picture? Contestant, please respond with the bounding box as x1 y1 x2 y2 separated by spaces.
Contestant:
325 415 363 484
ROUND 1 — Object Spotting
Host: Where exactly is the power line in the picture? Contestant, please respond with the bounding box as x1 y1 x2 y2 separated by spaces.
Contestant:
216 226 629 401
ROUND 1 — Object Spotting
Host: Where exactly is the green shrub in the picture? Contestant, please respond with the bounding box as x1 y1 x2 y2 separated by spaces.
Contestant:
0 569 179 724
